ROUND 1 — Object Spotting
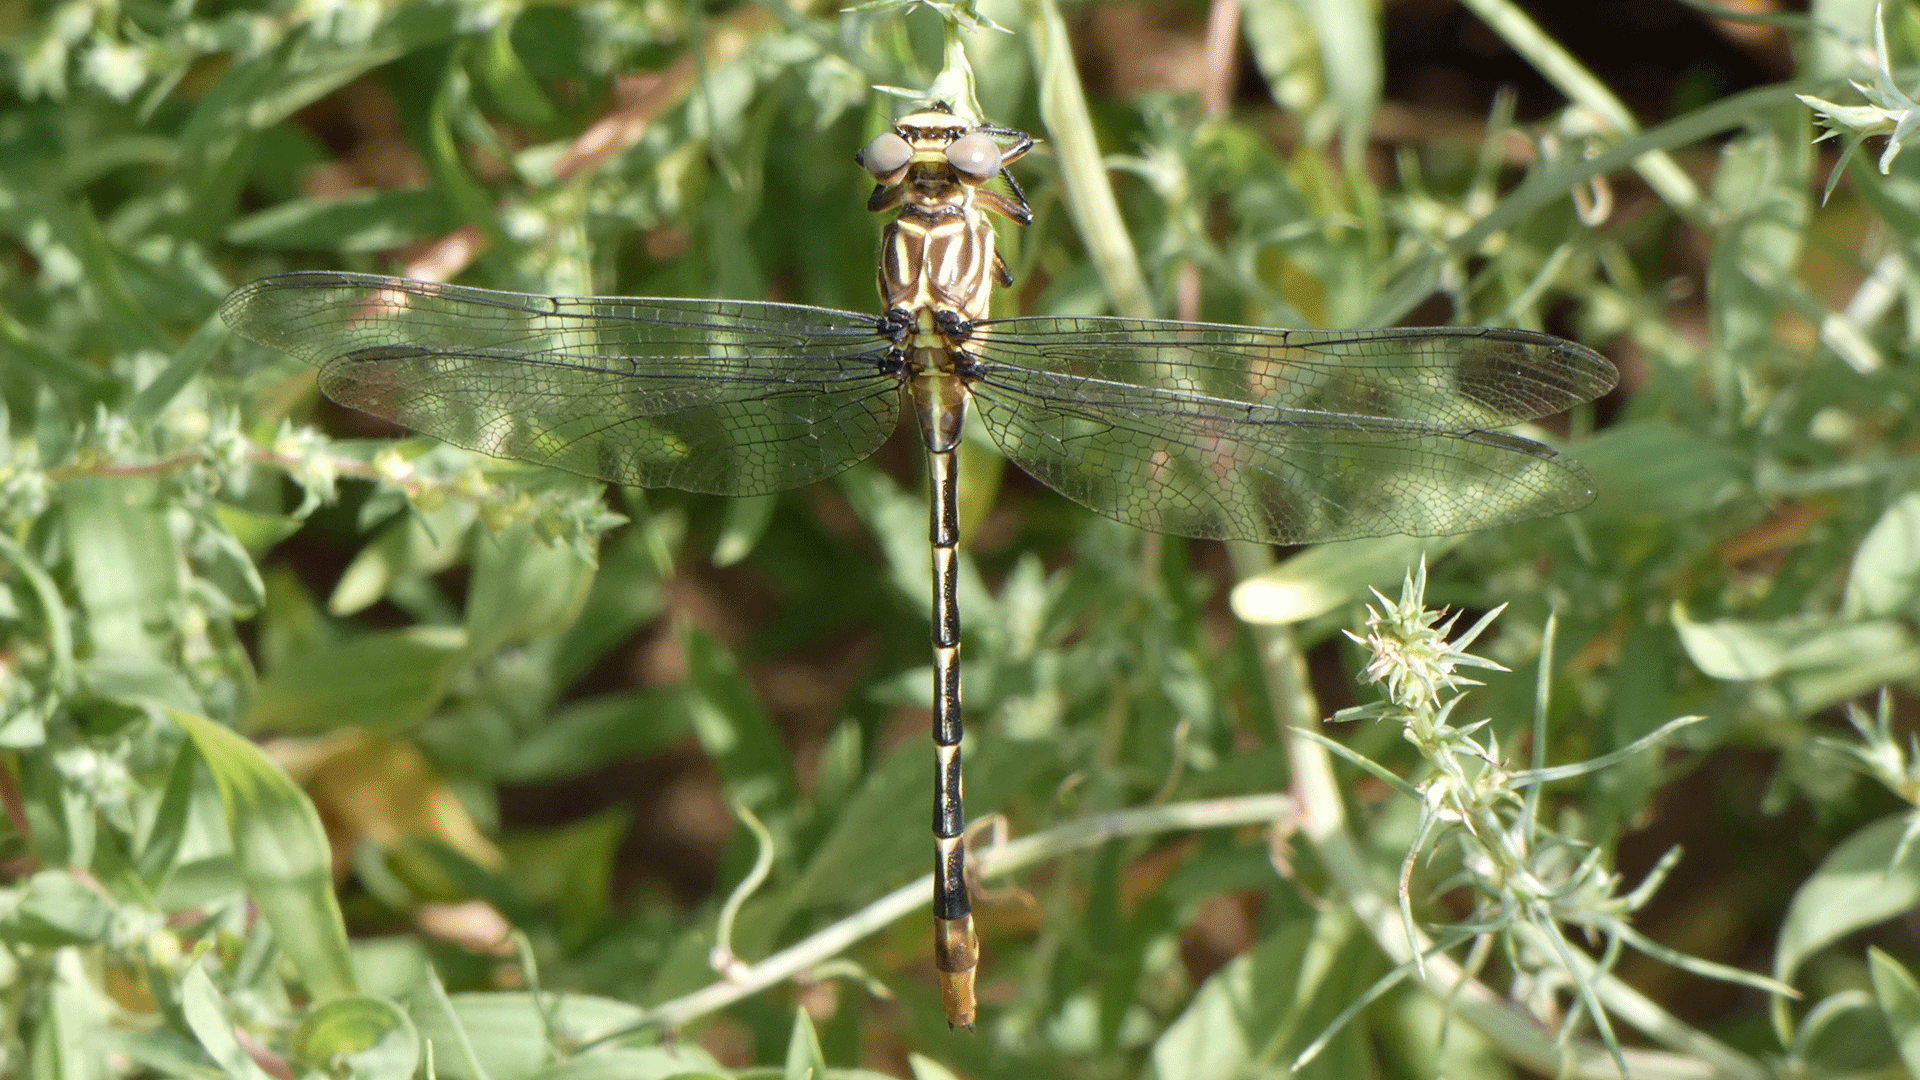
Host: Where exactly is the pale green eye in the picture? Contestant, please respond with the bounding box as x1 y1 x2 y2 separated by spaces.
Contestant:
944 133 1000 180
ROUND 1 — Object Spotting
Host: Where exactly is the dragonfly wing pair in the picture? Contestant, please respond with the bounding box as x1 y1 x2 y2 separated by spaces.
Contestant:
223 272 1612 545
964 317 1615 544
222 271 902 497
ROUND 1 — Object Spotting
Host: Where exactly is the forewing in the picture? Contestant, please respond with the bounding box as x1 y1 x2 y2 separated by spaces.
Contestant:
966 316 1617 544
220 271 902 495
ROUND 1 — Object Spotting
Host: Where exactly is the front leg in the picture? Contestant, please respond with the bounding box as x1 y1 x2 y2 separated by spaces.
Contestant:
878 306 916 344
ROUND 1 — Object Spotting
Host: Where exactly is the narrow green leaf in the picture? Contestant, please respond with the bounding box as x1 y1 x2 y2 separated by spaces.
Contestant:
173 708 359 1002
682 624 797 814
478 17 559 127
30 949 108 1080
136 740 199 888
710 493 776 567
0 531 75 694
225 189 463 252
180 963 278 1080
496 690 691 784
783 1007 827 1080
126 311 226 424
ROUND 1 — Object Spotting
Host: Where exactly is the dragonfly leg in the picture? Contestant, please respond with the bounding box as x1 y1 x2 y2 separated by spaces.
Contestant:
934 309 974 342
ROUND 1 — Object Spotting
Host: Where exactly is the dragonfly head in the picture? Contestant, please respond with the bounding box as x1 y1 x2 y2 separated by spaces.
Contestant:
858 108 1010 190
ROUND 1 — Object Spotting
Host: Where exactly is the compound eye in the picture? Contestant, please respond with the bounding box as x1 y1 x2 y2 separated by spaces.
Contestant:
944 133 1001 180
858 132 913 179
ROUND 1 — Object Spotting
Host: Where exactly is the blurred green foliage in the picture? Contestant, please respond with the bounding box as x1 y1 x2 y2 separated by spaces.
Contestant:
9 0 1920 1076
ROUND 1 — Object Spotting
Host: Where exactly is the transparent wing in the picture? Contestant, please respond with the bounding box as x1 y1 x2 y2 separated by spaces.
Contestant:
220 271 903 495
966 316 1618 544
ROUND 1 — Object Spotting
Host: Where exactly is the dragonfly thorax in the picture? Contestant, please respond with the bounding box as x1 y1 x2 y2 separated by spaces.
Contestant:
862 107 1035 342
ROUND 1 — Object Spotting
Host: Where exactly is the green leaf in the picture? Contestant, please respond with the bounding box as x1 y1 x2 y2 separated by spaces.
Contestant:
0 871 115 946
1870 947 1920 1080
1776 812 1920 986
290 996 422 1080
173 709 359 1002
1230 535 1457 625
477 18 560 128
30 949 108 1080
1577 422 1746 519
1671 605 1914 682
466 524 595 655
61 476 182 656
226 189 464 252
180 963 279 1080
330 502 475 617
1845 491 1920 618
245 626 467 734
710 493 776 567
682 625 797 814
1152 923 1313 1080
495 690 692 783
406 992 648 1080
783 1007 827 1080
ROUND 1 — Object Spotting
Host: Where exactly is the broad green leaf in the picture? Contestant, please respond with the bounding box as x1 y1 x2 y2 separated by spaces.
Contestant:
330 502 476 616
245 626 467 733
173 709 359 1002
1870 947 1920 1080
1152 923 1313 1080
1845 491 1920 618
290 996 422 1080
1578 422 1745 519
61 476 181 656
466 524 595 655
0 871 115 946
1671 606 1913 682
407 992 648 1080
1776 813 1920 986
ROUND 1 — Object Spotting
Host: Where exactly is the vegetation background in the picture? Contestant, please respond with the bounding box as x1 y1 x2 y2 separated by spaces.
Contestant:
6 0 1920 1076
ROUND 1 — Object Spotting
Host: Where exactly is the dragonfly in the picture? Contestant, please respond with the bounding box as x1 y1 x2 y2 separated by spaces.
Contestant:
220 103 1617 1031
